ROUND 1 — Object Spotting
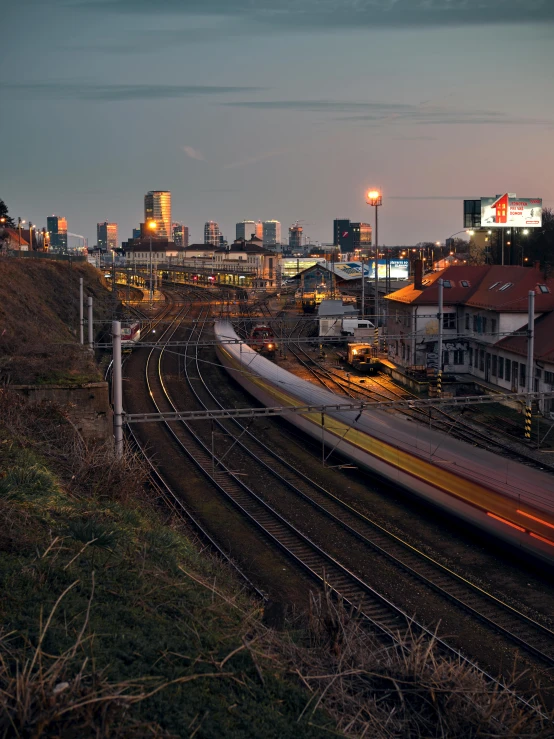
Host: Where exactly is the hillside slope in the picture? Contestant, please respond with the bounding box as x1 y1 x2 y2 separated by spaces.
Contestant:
0 259 110 384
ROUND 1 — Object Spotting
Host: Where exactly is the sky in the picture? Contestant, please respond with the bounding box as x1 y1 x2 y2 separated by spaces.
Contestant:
1 0 553 247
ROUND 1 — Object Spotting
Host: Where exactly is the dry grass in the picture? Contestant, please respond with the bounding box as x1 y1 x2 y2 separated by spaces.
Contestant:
0 260 110 384
258 585 554 738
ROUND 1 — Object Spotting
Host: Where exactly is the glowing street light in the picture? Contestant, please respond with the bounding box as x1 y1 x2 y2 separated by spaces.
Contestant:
147 219 157 309
365 188 382 345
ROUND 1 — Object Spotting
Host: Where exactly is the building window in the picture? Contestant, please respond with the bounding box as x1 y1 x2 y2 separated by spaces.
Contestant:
545 370 554 385
474 348 479 368
492 355 498 376
460 280 470 288
498 356 504 379
443 313 456 329
473 316 478 332
505 359 511 382
482 317 487 333
468 347 473 366
488 282 501 290
465 314 470 330
453 350 464 365
479 349 485 371
443 351 450 366
520 363 526 387
499 283 513 291
491 318 497 335
538 285 549 293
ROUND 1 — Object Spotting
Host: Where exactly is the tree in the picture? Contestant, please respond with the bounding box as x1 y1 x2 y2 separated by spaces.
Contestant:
525 208 554 271
0 199 16 228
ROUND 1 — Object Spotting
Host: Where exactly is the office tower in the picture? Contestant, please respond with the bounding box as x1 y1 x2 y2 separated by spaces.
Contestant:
204 221 221 246
132 227 141 240
172 223 189 247
351 222 372 249
288 223 303 250
47 215 68 251
333 219 372 253
255 221 263 240
262 220 281 246
97 222 118 251
236 220 257 241
144 190 172 239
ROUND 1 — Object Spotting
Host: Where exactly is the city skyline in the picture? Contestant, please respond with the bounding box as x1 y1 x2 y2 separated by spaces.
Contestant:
1 1 553 246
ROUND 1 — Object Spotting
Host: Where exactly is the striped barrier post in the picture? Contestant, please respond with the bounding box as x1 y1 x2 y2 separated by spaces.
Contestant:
525 402 532 440
374 326 379 348
437 370 442 396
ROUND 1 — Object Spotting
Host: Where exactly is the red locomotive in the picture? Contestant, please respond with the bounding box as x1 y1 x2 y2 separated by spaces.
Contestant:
250 324 277 356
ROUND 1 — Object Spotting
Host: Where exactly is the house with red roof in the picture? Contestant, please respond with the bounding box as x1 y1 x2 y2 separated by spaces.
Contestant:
0 228 30 252
384 264 554 406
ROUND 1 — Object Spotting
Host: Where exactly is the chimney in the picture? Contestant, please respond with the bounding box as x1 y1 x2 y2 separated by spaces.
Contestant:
414 259 424 290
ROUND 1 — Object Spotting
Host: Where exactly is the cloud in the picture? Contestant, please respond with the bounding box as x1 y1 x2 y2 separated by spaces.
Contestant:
0 82 262 101
70 0 554 30
224 99 552 127
181 145 205 160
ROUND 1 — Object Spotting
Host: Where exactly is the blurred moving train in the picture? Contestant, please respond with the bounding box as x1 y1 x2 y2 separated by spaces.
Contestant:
250 324 277 357
215 320 554 566
121 321 141 350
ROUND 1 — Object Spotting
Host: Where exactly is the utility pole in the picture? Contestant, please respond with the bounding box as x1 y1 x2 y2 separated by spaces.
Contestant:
525 289 535 440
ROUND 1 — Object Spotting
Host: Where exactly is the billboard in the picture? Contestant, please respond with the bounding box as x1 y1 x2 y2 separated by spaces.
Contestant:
480 194 542 228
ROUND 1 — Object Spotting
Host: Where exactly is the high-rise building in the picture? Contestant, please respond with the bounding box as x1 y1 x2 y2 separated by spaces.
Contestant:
132 227 141 240
172 223 189 248
204 221 221 246
288 223 303 250
333 219 372 253
263 220 281 246
255 221 263 240
144 190 171 239
236 220 257 241
47 215 68 251
97 222 118 251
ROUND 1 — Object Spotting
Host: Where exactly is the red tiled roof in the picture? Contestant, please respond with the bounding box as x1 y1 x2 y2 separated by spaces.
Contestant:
385 264 554 313
497 311 554 363
384 265 489 305
465 266 554 312
2 228 30 247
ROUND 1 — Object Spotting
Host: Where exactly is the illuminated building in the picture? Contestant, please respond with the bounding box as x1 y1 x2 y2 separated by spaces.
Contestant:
97 222 118 251
333 219 372 253
172 223 189 247
144 190 172 239
47 215 68 251
204 221 221 246
263 220 281 246
288 223 303 250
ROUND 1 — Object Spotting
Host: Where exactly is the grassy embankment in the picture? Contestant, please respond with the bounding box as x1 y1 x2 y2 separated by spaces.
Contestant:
0 259 552 737
0 259 109 385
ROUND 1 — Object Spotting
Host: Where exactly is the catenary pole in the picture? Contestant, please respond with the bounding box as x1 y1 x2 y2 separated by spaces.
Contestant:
87 297 93 350
525 289 535 439
112 320 123 458
79 277 84 344
437 278 444 396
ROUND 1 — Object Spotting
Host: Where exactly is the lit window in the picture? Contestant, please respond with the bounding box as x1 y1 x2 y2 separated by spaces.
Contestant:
499 283 513 291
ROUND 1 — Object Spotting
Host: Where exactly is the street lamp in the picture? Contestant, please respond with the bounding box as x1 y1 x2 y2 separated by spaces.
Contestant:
147 219 157 309
365 189 382 345
17 218 26 250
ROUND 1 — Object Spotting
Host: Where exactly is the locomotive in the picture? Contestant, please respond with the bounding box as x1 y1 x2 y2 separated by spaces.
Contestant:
250 324 277 357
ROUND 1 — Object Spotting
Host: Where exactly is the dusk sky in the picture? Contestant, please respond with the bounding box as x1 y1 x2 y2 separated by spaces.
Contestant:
2 0 553 247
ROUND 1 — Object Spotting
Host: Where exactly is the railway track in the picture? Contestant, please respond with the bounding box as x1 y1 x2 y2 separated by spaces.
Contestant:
178 321 554 672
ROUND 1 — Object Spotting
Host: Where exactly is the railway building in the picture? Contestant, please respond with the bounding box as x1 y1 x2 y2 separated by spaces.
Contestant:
384 263 554 411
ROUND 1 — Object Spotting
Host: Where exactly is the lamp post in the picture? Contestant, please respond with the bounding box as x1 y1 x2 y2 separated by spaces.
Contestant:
366 189 382 347
147 219 157 310
17 218 26 250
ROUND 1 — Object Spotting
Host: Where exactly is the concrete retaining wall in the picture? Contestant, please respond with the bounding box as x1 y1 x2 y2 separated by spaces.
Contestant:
11 382 112 444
